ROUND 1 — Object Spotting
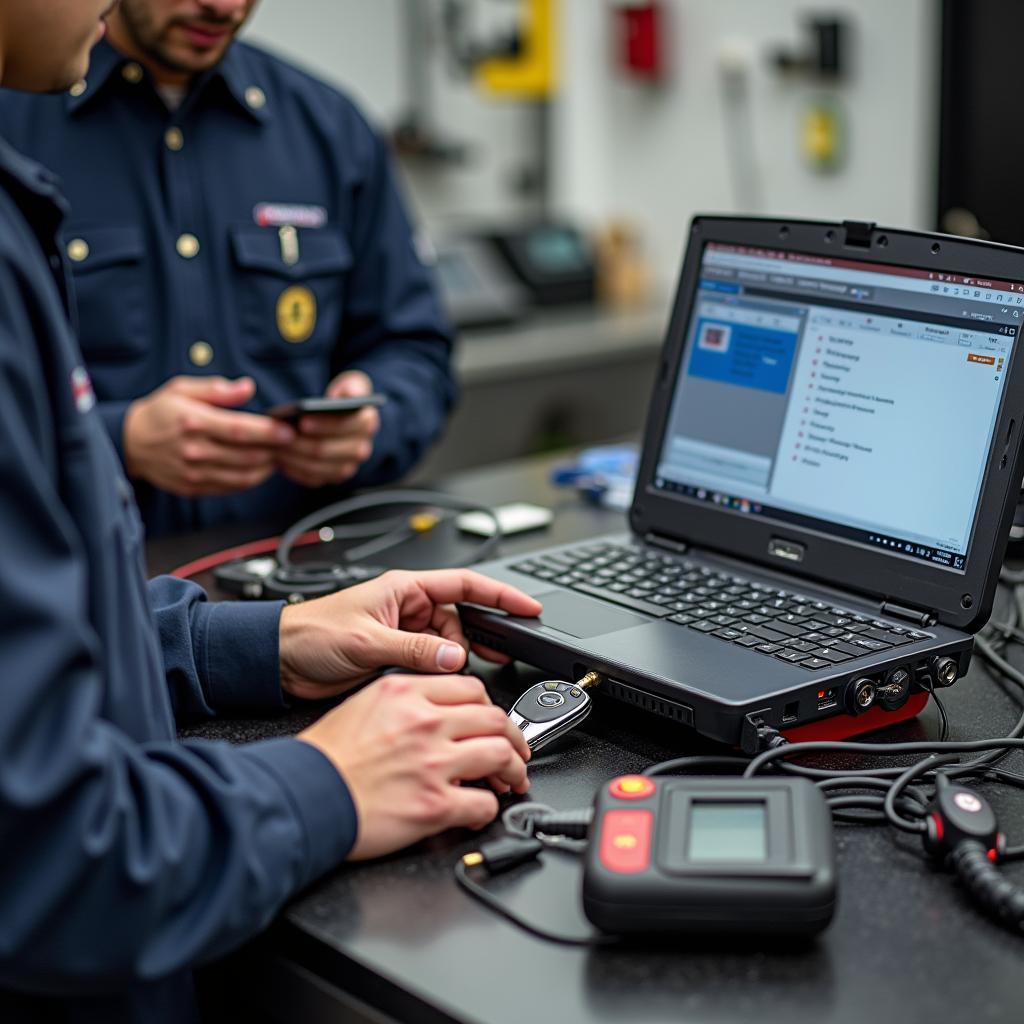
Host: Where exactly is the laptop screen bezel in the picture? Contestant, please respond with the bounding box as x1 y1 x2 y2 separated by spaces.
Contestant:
630 217 1024 633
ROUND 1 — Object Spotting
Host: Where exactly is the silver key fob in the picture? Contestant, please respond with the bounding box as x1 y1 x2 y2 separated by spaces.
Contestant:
508 680 593 751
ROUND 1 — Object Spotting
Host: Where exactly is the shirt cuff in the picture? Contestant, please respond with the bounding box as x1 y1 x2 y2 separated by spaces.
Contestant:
194 600 288 712
241 736 358 885
96 398 133 464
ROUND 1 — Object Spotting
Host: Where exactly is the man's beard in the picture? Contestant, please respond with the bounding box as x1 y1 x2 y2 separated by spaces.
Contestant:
115 0 239 73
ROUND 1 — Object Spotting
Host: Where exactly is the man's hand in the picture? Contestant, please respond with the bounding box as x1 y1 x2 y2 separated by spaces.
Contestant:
276 370 380 488
298 673 531 860
279 569 543 701
123 376 295 497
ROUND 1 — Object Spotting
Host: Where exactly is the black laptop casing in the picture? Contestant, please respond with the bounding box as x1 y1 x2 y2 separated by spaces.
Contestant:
460 218 1024 746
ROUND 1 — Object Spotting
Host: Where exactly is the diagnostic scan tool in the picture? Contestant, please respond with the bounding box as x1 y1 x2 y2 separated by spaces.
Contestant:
583 775 837 936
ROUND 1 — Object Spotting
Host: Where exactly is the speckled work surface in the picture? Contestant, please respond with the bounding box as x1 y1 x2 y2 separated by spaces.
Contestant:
166 454 1024 1024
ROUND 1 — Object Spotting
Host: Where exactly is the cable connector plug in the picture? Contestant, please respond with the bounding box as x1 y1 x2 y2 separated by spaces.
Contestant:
741 711 788 757
922 775 1004 864
462 837 543 875
528 808 594 840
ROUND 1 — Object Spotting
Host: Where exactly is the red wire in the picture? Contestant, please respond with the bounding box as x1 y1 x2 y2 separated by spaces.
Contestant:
168 530 323 579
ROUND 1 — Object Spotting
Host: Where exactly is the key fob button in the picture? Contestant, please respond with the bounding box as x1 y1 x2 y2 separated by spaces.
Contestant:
538 692 565 708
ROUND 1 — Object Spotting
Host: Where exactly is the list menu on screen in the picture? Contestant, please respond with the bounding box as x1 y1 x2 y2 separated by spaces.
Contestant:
655 243 1019 570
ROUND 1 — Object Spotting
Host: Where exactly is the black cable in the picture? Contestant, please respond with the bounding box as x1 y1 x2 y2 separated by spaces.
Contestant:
982 767 1024 789
884 756 963 833
745 737 1024 782
919 673 949 741
276 489 503 570
826 794 928 825
949 841 1024 934
453 862 617 947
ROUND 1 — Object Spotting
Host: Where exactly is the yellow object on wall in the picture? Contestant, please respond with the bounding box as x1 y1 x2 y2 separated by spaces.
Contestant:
475 0 558 99
801 99 844 172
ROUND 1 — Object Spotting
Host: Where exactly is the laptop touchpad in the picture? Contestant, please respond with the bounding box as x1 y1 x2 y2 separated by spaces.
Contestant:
531 590 651 639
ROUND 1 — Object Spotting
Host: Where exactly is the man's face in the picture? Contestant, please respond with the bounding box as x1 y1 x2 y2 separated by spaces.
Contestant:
108 0 259 79
1 0 114 92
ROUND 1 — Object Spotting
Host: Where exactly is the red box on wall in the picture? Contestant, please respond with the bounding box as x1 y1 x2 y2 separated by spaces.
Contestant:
615 2 666 82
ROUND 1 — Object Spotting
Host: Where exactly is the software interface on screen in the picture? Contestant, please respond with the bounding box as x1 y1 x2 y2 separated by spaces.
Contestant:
654 242 1021 571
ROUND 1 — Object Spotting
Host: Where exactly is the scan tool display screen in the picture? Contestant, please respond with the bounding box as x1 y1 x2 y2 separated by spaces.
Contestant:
654 243 1020 572
686 803 767 862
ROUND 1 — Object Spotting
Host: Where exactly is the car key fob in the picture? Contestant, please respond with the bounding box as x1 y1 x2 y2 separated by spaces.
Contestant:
508 680 593 751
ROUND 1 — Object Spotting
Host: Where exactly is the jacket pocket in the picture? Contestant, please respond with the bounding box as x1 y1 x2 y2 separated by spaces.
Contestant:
230 224 352 360
65 225 148 361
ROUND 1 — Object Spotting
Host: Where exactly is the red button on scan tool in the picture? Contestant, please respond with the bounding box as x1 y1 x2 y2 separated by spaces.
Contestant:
608 775 657 800
598 809 653 874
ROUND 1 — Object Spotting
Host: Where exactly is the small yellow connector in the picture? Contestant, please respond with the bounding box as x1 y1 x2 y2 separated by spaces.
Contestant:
576 671 602 690
409 512 441 533
462 851 485 868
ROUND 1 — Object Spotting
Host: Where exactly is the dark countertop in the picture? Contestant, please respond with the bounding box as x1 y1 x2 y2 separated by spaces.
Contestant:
156 453 1024 1024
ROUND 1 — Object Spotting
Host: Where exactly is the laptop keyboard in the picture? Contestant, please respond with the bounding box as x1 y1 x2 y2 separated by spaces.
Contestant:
510 542 932 670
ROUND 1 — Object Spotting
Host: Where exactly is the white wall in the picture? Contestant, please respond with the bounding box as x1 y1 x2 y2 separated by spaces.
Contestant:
244 0 544 228
555 0 941 286
245 0 941 286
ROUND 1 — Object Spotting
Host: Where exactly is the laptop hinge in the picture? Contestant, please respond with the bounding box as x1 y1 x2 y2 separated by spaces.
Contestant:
644 532 689 555
843 220 876 249
880 599 934 627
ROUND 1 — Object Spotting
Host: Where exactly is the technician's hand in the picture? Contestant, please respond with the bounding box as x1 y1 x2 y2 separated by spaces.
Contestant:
278 569 543 701
298 673 531 860
276 370 381 488
123 376 295 498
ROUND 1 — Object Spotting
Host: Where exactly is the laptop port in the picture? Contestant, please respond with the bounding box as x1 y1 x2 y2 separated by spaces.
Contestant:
816 687 838 712
846 677 877 715
782 701 799 724
878 666 911 710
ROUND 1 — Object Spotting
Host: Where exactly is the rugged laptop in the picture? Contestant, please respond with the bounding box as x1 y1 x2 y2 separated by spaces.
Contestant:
460 217 1024 747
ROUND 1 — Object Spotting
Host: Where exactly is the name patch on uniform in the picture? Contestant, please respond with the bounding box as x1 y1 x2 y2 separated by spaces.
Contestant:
254 203 327 229
70 366 95 414
277 285 317 344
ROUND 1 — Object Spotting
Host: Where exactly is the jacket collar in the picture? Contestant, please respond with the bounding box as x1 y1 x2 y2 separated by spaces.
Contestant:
67 37 270 126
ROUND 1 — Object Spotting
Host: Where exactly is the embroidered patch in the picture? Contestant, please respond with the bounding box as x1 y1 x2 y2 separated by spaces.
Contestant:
254 203 327 229
277 285 317 344
71 366 95 414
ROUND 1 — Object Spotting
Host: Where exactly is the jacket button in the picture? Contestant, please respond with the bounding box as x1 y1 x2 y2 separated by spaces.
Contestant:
67 238 90 262
189 341 214 367
176 233 200 259
245 86 267 110
164 127 184 151
69 79 87 97
122 62 144 84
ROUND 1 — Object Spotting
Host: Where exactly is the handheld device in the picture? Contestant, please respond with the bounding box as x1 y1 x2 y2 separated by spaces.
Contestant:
266 394 388 420
507 674 597 751
582 775 836 935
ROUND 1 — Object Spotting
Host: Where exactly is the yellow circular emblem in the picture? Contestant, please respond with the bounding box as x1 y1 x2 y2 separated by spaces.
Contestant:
277 285 317 344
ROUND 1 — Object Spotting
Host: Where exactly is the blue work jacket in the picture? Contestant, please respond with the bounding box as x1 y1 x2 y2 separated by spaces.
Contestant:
0 38 457 537
0 135 356 1023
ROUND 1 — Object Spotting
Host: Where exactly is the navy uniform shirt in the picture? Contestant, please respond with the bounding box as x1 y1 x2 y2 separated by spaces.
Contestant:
0 39 456 537
0 136 356 1022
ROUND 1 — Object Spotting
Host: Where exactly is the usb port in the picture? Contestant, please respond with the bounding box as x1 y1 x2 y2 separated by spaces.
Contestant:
816 687 838 712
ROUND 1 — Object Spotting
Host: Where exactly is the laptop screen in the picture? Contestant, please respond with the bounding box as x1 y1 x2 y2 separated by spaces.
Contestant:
653 242 1021 572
